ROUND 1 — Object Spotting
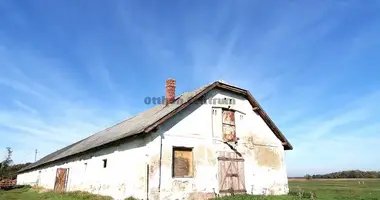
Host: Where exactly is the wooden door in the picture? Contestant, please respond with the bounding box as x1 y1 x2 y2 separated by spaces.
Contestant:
218 151 246 194
54 168 68 191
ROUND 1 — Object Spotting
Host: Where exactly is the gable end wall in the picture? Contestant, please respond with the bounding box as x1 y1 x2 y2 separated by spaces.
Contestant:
16 88 289 200
147 88 289 199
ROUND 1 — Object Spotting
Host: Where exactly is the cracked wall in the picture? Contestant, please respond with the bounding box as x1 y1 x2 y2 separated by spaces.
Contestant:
17 137 150 200
17 88 290 200
151 88 289 199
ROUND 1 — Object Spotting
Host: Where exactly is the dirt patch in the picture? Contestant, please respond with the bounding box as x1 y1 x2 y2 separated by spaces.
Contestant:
194 145 216 165
149 155 160 179
194 145 206 164
149 191 160 200
254 146 282 170
267 184 286 195
172 180 191 192
242 135 283 170
188 192 215 200
32 186 50 193
206 148 216 165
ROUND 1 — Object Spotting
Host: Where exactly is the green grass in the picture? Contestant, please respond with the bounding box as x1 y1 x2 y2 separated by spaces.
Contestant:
287 179 380 200
1 179 379 200
215 179 380 200
0 186 113 200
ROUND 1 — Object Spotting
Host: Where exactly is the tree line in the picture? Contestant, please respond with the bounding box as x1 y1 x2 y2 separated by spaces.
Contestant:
304 170 380 179
0 147 31 180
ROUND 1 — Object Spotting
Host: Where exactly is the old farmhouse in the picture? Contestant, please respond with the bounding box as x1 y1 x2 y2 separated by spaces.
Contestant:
17 79 293 200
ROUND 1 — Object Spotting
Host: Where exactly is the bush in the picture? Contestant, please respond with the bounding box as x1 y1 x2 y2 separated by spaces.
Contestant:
124 197 139 200
35 189 113 200
288 186 317 200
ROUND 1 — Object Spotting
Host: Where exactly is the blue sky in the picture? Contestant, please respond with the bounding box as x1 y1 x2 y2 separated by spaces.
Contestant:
0 0 379 177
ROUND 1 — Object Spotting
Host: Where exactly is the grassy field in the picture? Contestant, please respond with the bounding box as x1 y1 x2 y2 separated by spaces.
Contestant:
287 179 380 199
1 179 380 200
0 186 113 200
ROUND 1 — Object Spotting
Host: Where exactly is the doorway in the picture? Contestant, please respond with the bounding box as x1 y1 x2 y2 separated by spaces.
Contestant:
54 168 69 191
218 151 246 195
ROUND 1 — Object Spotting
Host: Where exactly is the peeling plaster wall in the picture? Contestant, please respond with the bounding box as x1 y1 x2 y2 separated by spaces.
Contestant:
17 88 289 200
151 88 289 199
17 136 150 200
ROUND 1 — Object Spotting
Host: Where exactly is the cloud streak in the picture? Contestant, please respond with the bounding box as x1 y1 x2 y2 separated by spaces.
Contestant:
0 0 379 177
0 41 130 164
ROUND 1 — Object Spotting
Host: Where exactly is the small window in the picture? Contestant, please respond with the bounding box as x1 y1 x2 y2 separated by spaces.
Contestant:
212 109 218 115
102 159 107 168
172 147 193 178
84 163 87 171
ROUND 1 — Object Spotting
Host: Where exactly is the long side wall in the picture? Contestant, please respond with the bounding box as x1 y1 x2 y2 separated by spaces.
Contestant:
17 137 150 200
148 88 289 200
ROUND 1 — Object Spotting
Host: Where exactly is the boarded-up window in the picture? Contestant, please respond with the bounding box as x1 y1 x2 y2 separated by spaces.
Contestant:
222 109 236 142
172 147 194 178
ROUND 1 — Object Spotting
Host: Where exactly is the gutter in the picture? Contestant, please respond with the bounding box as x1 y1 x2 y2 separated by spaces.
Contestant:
158 132 163 192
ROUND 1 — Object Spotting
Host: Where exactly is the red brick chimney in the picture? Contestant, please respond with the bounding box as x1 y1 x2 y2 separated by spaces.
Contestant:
165 78 176 105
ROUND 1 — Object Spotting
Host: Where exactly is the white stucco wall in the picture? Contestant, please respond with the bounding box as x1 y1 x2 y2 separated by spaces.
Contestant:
17 88 290 200
148 88 289 199
17 136 150 200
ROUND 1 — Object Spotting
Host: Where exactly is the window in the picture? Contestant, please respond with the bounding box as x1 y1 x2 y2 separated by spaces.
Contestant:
172 147 193 178
84 163 87 172
102 159 107 168
212 108 218 115
222 109 236 142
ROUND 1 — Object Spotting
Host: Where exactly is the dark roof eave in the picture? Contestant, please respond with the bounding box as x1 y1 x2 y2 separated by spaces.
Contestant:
145 81 293 150
19 81 293 174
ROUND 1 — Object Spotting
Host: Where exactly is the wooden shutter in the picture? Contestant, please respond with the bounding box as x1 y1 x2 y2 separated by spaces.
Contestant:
173 147 193 178
222 110 236 142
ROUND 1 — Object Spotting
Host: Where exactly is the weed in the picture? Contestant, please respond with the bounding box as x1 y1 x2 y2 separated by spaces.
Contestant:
124 197 139 200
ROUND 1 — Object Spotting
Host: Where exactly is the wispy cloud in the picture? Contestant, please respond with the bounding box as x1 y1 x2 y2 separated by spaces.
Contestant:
0 41 130 163
284 89 380 175
14 100 38 114
0 0 379 177
170 1 380 176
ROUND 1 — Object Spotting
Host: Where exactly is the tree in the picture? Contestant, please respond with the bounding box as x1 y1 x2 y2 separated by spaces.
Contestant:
304 174 312 180
307 170 380 179
0 147 13 179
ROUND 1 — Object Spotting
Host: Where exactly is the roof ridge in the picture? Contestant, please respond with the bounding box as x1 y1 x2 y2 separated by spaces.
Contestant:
19 80 292 173
19 85 209 172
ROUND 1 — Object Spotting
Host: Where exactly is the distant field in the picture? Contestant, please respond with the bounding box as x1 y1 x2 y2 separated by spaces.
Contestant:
218 179 380 199
1 179 380 200
287 179 380 199
289 178 380 181
288 178 380 182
